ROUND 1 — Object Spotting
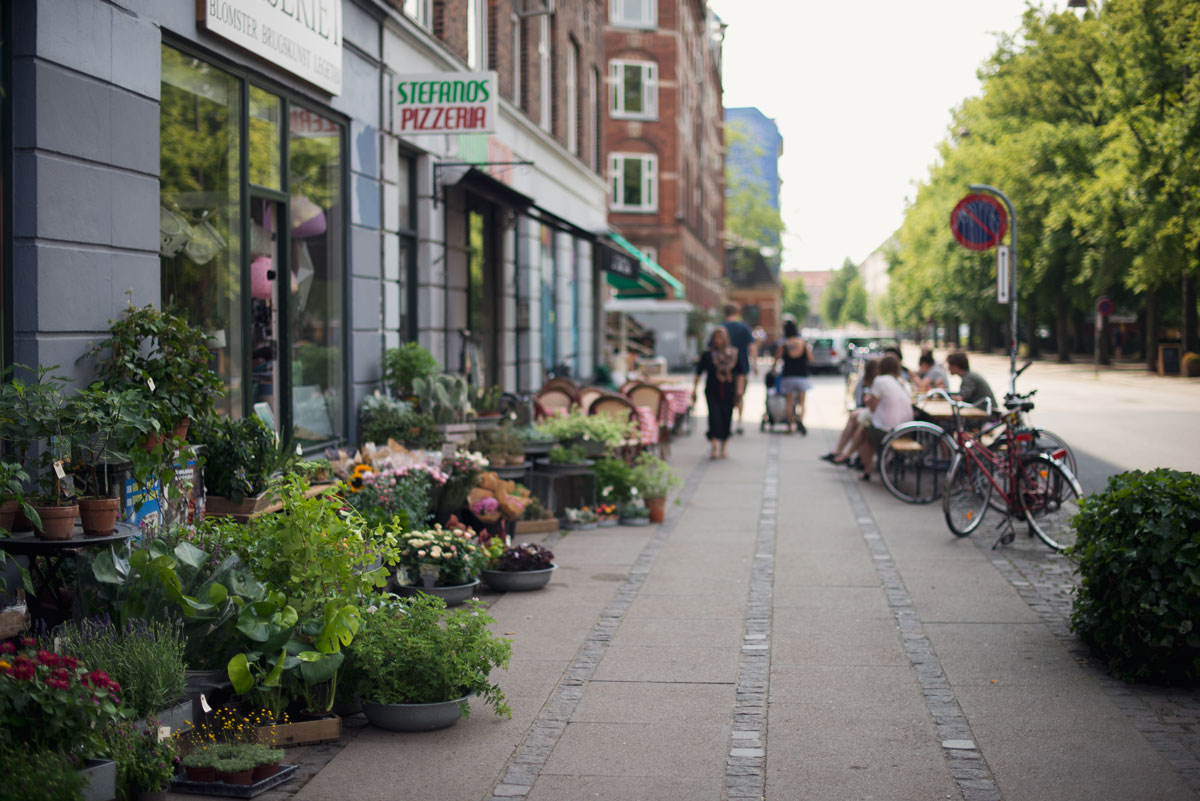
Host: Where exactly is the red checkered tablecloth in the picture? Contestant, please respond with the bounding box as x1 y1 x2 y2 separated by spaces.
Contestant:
661 386 692 427
634 406 659 445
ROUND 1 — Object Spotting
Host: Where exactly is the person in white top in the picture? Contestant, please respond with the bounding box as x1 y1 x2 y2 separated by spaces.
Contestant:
857 354 913 481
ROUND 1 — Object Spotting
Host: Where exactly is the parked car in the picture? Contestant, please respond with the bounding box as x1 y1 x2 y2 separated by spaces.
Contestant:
807 332 848 373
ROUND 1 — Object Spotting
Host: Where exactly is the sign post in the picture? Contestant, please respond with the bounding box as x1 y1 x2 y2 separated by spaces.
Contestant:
1094 296 1113 377
955 185 1018 383
996 246 1010 304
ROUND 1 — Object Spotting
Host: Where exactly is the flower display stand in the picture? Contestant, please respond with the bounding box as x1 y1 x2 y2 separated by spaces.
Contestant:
514 518 559 536
258 716 341 747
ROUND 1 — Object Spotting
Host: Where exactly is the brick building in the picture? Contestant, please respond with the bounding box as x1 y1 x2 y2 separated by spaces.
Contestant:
603 0 726 312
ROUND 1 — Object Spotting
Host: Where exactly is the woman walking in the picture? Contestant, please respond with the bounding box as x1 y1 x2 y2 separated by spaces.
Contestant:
771 320 812 434
692 327 745 459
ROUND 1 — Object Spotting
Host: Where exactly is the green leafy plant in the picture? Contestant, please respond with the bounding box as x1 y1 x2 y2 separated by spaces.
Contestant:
192 415 295 501
413 374 470 425
69 384 155 498
382 342 440 398
343 463 445 530
0 366 80 505
490 543 554 571
214 756 257 774
535 408 636 450
470 384 503 415
630 452 682 499
341 596 511 717
47 617 186 720
619 502 649 520
594 457 635 504
0 459 41 532
103 718 177 794
0 740 86 801
81 301 224 429
520 496 553 521
1070 469 1200 683
547 444 587 465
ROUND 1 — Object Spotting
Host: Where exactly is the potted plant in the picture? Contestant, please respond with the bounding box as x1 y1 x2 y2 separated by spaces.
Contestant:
179 750 220 783
630 452 681 523
0 741 87 799
341 595 512 732
432 450 486 521
103 718 176 801
413 373 474 442
517 424 557 458
80 302 224 442
515 496 558 535
619 501 651 527
69 384 154 535
0 367 81 539
535 408 637 457
382 341 440 400
480 542 556 592
564 506 599 530
542 443 591 474
596 503 619 527
469 384 503 429
391 522 485 605
192 415 294 517
214 756 257 786
594 457 634 509
0 459 40 534
249 745 285 781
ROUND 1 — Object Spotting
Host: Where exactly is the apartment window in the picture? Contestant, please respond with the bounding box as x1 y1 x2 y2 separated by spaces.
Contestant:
512 13 522 107
609 153 657 212
639 245 657 265
610 60 656 119
404 0 432 28
468 0 487 69
610 0 656 29
567 40 579 155
538 15 551 131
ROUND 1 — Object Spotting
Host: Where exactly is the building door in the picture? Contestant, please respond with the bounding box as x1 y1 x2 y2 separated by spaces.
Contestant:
467 204 499 386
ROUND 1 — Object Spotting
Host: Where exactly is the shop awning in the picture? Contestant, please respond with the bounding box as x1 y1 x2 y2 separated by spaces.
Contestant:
606 232 686 300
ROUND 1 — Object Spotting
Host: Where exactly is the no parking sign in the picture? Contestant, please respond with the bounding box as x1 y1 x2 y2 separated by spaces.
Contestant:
950 194 1009 251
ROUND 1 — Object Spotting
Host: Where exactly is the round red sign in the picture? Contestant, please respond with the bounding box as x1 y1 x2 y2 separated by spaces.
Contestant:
950 194 1009 251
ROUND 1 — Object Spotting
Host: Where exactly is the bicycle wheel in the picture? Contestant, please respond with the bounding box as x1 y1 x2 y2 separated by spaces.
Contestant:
1019 455 1083 552
880 424 956 504
990 428 1077 476
942 455 992 537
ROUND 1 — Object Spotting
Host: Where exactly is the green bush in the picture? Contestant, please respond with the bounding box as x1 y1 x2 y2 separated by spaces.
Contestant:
382 342 440 397
1070 468 1200 683
0 741 86 801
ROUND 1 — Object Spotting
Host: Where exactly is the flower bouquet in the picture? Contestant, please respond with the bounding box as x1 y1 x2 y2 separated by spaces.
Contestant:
596 503 619 527
481 542 556 592
564 506 599 530
392 523 486 604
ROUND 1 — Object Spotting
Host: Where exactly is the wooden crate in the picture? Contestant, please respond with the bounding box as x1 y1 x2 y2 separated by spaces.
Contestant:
514 518 560 536
259 715 341 747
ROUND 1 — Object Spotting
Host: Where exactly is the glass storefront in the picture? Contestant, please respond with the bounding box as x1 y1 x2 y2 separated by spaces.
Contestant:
159 44 345 446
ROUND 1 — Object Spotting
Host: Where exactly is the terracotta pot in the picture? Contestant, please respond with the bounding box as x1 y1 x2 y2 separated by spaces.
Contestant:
646 496 666 524
173 418 191 442
0 500 17 534
33 504 78 540
9 505 33 533
183 764 217 783
252 761 280 781
78 497 120 536
217 769 254 786
142 432 166 453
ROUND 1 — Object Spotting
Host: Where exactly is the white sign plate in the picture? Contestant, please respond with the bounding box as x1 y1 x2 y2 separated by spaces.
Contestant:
201 0 343 95
396 72 498 134
996 245 1010 304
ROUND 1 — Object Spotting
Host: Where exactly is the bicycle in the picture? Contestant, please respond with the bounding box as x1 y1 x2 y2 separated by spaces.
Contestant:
878 361 1076 504
940 395 1083 552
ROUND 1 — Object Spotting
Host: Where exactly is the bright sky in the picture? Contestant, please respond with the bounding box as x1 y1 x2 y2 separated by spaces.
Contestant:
710 0 1055 271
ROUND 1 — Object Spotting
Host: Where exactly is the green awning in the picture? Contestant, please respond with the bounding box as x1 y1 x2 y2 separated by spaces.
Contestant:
605 268 668 299
607 232 686 299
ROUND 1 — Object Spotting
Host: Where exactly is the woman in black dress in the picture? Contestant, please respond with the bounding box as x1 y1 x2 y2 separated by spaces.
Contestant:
691 327 746 459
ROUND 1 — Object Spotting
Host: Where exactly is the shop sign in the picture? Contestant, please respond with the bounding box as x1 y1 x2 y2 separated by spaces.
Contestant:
600 244 638 279
396 72 498 134
200 0 343 95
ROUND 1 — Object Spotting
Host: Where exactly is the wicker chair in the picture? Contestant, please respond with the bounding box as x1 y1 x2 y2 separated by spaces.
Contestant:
534 386 575 419
577 386 612 414
624 382 671 457
541 378 581 404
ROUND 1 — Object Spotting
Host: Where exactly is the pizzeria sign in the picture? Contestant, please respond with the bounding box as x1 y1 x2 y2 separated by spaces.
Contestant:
396 72 498 135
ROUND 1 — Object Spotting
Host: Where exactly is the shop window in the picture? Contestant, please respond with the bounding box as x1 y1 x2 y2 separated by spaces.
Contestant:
567 40 579 155
609 153 657 212
467 0 487 69
511 13 522 108
610 0 656 29
538 14 551 132
404 0 433 29
159 44 345 447
610 60 656 120
397 153 417 341
540 225 557 374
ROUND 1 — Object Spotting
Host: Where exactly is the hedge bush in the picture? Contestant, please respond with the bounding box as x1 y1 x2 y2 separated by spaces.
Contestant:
1070 468 1200 683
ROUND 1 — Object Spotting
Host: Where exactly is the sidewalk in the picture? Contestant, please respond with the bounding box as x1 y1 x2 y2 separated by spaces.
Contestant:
235 378 1198 801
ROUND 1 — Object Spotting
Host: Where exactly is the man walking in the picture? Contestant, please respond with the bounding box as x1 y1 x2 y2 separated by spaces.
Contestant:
722 303 756 434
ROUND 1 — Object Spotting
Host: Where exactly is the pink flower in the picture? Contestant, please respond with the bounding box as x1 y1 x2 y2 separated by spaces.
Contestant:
36 649 59 667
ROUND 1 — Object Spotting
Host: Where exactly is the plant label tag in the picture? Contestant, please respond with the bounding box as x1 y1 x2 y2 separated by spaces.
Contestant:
200 693 212 713
147 377 156 392
53 636 61 653
60 476 75 498
158 726 171 741
441 444 456 461
53 460 67 479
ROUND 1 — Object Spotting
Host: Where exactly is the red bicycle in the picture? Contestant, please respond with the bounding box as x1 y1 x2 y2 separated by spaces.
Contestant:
941 395 1083 551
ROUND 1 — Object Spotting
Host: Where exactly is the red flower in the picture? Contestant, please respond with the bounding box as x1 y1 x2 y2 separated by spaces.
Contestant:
108 680 122 693
45 674 69 690
59 655 78 670
36 649 59 667
0 641 14 655
83 669 112 689
19 637 35 648
10 656 35 681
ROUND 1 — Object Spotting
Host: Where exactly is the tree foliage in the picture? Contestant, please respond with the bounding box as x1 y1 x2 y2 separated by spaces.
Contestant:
886 0 1200 356
781 275 811 324
822 259 868 327
725 121 787 278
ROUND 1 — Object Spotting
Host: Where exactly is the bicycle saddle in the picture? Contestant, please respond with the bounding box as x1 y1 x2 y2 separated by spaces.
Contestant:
1005 397 1035 412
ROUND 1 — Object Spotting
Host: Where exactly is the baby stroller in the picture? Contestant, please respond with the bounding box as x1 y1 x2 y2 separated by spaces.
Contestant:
760 369 794 432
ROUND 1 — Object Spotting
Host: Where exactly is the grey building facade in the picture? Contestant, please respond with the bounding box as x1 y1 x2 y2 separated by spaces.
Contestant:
2 0 611 447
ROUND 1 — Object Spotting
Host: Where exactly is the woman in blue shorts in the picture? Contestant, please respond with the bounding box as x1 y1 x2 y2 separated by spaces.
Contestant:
771 320 812 435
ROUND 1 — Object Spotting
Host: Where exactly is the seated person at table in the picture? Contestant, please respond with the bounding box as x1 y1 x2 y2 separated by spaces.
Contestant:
912 351 949 393
946 350 996 407
856 354 914 481
822 357 879 465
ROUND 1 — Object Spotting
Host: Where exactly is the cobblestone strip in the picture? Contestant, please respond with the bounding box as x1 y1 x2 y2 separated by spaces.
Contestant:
974 534 1200 792
724 437 778 800
842 477 1002 801
484 455 711 801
